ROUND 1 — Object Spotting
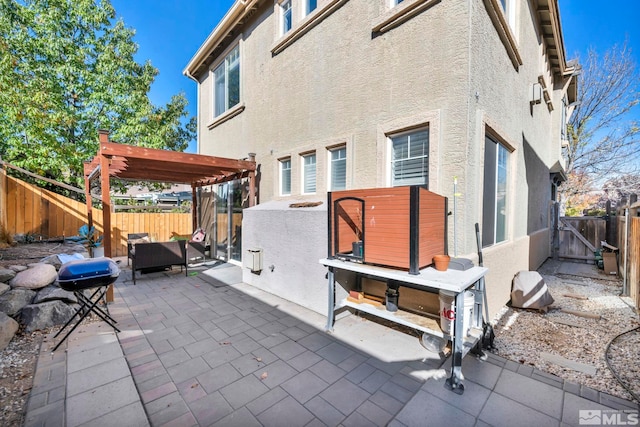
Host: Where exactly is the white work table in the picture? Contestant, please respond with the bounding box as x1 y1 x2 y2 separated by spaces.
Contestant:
319 257 489 394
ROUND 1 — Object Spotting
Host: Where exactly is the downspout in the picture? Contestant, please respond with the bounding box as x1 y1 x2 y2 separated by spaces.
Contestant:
227 182 233 261
623 207 629 295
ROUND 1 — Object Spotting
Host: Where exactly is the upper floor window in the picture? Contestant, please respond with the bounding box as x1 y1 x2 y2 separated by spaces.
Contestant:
302 153 317 194
390 128 429 187
500 0 516 33
482 135 510 247
213 45 240 117
281 0 292 35
328 146 346 191
280 158 292 195
306 0 317 15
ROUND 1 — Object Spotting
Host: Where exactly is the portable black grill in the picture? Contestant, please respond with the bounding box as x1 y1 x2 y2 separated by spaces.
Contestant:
52 258 121 351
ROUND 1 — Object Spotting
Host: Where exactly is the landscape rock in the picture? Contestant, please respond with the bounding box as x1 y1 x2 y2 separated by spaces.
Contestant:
0 312 19 350
8 265 28 273
0 289 36 317
40 255 62 269
20 301 76 333
9 264 57 290
0 283 9 296
33 285 78 304
0 268 16 283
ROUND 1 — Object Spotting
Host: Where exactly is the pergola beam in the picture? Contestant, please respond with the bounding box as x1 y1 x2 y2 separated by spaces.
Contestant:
85 130 257 302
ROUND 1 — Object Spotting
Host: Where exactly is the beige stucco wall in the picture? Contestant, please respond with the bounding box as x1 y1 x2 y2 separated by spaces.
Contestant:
192 0 570 318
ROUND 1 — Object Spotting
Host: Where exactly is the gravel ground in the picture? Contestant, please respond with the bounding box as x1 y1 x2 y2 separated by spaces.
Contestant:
492 267 640 403
0 329 43 426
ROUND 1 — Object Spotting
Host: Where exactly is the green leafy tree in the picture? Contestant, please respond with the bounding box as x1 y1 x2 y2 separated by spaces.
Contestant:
0 0 195 194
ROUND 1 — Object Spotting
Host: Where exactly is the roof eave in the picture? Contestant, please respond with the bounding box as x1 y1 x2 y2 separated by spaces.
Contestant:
183 0 260 79
534 0 576 78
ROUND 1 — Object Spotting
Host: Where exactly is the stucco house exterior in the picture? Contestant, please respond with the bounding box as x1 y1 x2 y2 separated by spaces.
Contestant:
184 0 577 318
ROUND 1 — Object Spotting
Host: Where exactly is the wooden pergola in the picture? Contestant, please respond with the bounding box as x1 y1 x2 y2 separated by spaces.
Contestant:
84 130 256 262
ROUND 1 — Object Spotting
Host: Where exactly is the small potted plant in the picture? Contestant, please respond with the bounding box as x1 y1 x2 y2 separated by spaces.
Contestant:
79 225 104 257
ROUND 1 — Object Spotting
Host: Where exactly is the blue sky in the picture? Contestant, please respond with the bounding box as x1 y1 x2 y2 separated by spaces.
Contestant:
110 0 640 153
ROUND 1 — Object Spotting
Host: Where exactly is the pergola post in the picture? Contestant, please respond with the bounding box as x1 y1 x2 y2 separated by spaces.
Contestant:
98 130 114 302
191 183 199 232
83 162 93 230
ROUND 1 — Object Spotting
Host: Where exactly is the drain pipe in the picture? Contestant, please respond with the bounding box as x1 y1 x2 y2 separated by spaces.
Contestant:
623 207 629 295
227 182 233 261
453 176 458 257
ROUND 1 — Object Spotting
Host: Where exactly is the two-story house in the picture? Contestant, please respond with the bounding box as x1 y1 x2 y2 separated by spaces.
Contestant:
184 0 577 318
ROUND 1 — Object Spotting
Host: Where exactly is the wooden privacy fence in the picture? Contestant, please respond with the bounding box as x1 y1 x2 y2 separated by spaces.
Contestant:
616 215 640 309
557 216 607 262
0 173 192 256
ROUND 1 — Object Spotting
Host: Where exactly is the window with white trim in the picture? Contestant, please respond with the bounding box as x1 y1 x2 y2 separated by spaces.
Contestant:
500 0 516 32
281 0 292 35
482 135 510 247
306 0 317 15
328 146 346 191
213 45 240 117
302 153 317 194
280 158 292 195
390 128 429 187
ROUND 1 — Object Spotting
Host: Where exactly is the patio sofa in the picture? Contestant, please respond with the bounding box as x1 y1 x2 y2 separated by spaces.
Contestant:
129 239 187 285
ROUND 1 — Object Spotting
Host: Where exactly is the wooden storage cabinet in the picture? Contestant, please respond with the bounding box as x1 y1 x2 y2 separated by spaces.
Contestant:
328 186 447 274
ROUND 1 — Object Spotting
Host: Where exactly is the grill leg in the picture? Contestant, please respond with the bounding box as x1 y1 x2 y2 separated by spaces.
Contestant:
54 287 104 340
52 286 120 352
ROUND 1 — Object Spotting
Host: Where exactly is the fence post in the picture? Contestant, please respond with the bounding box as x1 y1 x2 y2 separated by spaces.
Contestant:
0 157 6 234
622 194 636 296
551 201 559 260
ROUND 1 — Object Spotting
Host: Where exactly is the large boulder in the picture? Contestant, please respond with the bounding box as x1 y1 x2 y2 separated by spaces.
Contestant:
0 283 9 297
34 285 78 304
0 268 16 283
0 312 19 350
0 288 36 317
9 263 57 290
20 301 76 333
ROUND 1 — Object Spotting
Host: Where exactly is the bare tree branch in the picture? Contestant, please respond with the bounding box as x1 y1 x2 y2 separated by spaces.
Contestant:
561 41 640 212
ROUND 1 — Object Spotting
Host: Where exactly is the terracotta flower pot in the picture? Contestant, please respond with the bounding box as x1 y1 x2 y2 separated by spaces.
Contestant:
433 255 450 271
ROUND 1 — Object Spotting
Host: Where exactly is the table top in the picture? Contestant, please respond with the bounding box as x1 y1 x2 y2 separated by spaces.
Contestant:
319 258 488 293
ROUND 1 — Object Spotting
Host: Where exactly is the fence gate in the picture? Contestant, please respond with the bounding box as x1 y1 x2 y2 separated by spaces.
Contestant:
558 216 607 262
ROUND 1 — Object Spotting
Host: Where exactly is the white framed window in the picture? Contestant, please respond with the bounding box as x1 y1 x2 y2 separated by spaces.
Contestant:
390 128 429 187
500 0 516 32
328 146 346 191
281 0 292 35
280 158 292 195
213 44 240 117
482 135 510 247
301 153 317 194
305 0 317 15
